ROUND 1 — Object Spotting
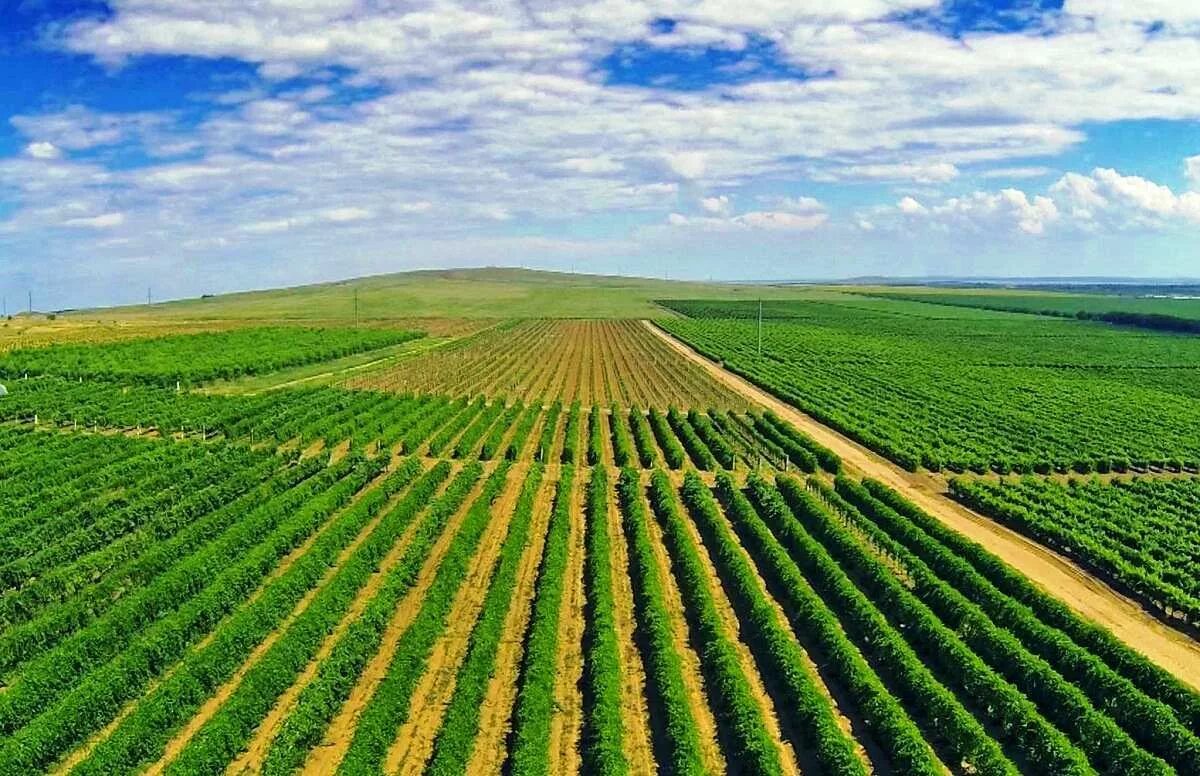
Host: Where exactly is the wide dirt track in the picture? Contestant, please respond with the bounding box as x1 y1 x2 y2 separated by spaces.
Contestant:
644 318 1200 689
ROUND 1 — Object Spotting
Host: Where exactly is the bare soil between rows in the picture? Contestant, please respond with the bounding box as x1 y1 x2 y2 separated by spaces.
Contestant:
644 319 1200 690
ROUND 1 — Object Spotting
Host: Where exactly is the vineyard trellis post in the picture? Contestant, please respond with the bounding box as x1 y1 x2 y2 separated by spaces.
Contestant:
758 298 763 357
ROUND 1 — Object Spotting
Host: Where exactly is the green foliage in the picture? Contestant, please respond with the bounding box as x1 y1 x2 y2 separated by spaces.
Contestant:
774 475 1094 775
561 401 582 464
742 476 1019 775
0 326 421 387
836 477 1200 773
951 476 1200 627
8 457 388 774
580 467 625 775
627 407 657 468
507 467 574 776
665 407 715 470
615 469 707 775
425 465 544 776
647 407 685 469
587 405 605 466
337 464 510 776
260 463 478 776
660 299 1200 472
686 409 735 469
647 471 783 775
690 472 872 771
608 403 634 467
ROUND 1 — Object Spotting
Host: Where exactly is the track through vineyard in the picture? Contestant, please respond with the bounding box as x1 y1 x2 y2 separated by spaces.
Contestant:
646 319 1200 689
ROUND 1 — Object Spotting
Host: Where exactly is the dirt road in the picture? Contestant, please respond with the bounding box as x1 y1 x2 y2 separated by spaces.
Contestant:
643 320 1200 690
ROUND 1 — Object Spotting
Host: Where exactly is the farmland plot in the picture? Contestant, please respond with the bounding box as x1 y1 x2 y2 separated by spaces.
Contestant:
343 319 746 409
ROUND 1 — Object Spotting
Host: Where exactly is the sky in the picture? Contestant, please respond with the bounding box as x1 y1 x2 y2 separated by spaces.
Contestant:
2 1 1200 309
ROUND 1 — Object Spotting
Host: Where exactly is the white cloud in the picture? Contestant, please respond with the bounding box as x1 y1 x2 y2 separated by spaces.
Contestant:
321 206 372 222
62 212 125 229
664 151 707 180
833 161 959 184
980 166 1053 180
1184 155 1200 189
6 0 1200 304
700 195 731 215
557 156 623 174
24 142 62 160
883 189 1058 234
669 197 828 231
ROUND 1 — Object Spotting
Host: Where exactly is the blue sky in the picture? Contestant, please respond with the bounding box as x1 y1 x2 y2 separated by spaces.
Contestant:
2 1 1200 309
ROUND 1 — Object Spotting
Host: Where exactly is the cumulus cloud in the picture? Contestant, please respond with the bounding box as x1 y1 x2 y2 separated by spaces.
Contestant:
874 165 1200 236
24 142 62 160
670 197 827 231
664 151 708 180
5 0 1200 304
1185 156 1200 189
700 195 731 215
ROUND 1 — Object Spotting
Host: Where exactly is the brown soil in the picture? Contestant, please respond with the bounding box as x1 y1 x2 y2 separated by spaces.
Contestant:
464 473 557 775
140 466 410 775
672 489 801 776
547 466 585 774
603 470 657 775
384 469 524 773
637 486 726 774
645 320 1200 691
225 468 451 775
303 473 493 773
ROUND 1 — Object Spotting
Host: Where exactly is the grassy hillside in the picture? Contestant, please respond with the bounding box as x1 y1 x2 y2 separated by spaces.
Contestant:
71 267 817 321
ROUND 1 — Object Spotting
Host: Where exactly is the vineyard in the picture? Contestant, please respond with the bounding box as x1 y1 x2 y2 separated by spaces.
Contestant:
343 319 745 409
1 278 1198 775
658 299 1200 473
3 406 1196 774
0 327 422 387
950 475 1200 627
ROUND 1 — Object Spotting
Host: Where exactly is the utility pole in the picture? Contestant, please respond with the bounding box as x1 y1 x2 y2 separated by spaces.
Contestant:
758 298 763 357
354 287 359 328
28 291 32 316
147 287 152 306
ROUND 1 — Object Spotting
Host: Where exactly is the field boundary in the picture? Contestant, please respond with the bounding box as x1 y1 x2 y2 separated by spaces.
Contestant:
643 319 1200 689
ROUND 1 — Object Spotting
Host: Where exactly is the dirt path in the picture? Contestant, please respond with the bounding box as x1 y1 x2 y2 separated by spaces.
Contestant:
464 473 556 776
547 466 585 775
645 320 1200 690
385 470 525 774
303 474 493 773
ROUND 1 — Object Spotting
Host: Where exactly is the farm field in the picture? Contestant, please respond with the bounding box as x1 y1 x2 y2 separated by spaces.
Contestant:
658 298 1200 474
861 287 1200 330
344 319 747 409
951 476 1200 628
2 269 1199 775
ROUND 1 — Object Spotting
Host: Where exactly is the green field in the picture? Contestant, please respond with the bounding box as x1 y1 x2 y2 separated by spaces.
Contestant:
5 268 1200 775
76 267 821 321
659 298 1200 473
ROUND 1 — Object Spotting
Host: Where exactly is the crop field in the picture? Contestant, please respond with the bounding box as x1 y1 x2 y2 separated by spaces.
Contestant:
344 319 746 409
0 327 422 387
951 476 1200 627
3 412 1197 774
3 270 1199 775
862 288 1200 329
659 298 1200 473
